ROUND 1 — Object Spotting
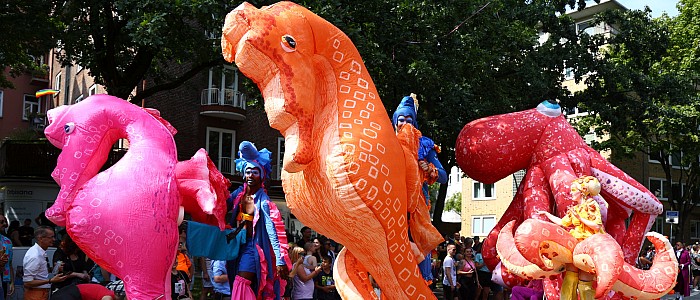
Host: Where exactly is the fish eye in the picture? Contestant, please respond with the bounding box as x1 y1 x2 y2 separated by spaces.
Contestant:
64 122 76 135
281 35 297 52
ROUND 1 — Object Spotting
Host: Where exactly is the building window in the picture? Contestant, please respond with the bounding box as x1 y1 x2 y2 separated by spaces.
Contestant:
22 95 40 121
473 181 495 200
649 178 669 200
512 170 526 195
652 216 664 234
691 220 700 240
0 90 3 118
564 67 574 80
203 66 244 108
89 84 97 96
275 137 285 180
206 127 235 175
54 72 62 93
649 150 687 168
74 95 84 104
472 216 496 236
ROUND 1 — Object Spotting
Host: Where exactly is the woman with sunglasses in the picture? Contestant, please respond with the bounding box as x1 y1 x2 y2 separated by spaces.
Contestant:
457 248 480 300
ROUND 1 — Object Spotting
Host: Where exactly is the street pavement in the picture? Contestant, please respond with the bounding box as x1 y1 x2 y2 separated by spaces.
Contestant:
432 286 700 299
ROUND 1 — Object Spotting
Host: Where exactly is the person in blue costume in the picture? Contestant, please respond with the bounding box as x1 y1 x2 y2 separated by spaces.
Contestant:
227 141 292 300
391 94 448 284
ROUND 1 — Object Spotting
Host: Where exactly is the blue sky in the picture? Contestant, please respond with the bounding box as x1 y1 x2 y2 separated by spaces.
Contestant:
616 0 679 17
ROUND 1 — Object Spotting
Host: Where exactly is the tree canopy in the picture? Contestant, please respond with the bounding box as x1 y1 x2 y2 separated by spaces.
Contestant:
573 0 700 241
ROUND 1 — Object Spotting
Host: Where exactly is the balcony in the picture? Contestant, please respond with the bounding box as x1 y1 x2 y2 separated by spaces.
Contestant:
0 140 126 179
200 88 247 121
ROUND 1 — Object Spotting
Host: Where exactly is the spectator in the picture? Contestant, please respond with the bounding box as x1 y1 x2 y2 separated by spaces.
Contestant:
691 244 700 291
442 244 457 300
18 219 35 246
322 239 337 268
211 260 230 300
176 227 193 281
199 257 213 300
457 248 479 300
637 245 655 270
51 234 94 290
295 227 313 248
292 245 320 300
23 226 68 300
0 215 14 299
171 256 193 300
474 247 492 300
7 221 21 247
472 236 482 253
314 256 339 300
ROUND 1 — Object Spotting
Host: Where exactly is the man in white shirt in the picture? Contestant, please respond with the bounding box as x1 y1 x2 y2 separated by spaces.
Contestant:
22 226 67 300
442 244 457 300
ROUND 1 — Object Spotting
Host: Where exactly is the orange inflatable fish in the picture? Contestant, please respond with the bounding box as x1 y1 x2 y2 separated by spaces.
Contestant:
221 2 441 300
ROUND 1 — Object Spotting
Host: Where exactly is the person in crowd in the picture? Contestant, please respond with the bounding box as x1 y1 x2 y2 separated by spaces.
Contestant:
171 256 193 300
200 257 213 300
392 94 448 285
675 241 691 300
691 243 700 291
463 237 474 252
228 141 291 299
312 238 323 266
472 236 482 253
211 260 230 300
18 219 35 247
7 221 21 247
314 256 340 300
176 227 193 281
51 234 94 290
290 246 320 300
322 239 337 268
286 247 305 299
453 232 463 254
473 246 492 300
511 279 544 300
637 245 655 270
0 215 14 299
23 226 68 300
50 283 116 300
295 227 313 248
442 244 458 300
457 248 479 300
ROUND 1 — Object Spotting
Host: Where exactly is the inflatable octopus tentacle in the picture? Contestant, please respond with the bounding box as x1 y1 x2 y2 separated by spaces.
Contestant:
334 248 379 300
590 158 663 264
571 234 624 298
496 221 560 280
613 232 678 299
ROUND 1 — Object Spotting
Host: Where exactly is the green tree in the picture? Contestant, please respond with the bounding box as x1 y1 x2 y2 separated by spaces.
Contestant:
3 0 236 103
444 192 462 213
0 1 61 88
573 3 700 242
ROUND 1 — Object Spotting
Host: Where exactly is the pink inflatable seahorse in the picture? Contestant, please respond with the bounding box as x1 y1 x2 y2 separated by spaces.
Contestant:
44 95 229 300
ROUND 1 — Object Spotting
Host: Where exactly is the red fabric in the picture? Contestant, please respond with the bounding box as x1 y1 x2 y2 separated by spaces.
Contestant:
76 284 116 300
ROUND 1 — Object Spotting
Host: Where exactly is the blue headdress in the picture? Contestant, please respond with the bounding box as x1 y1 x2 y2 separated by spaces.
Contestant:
392 95 418 128
234 141 272 181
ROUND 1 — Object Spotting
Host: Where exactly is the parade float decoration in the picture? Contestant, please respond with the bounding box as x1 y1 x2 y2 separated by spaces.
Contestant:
44 94 229 299
221 2 442 299
455 101 678 299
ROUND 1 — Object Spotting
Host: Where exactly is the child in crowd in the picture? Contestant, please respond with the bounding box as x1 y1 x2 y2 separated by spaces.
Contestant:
314 256 340 300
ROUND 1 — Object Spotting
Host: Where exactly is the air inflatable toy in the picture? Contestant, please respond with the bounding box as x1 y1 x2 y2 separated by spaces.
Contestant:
221 2 442 299
455 101 678 299
44 95 229 299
